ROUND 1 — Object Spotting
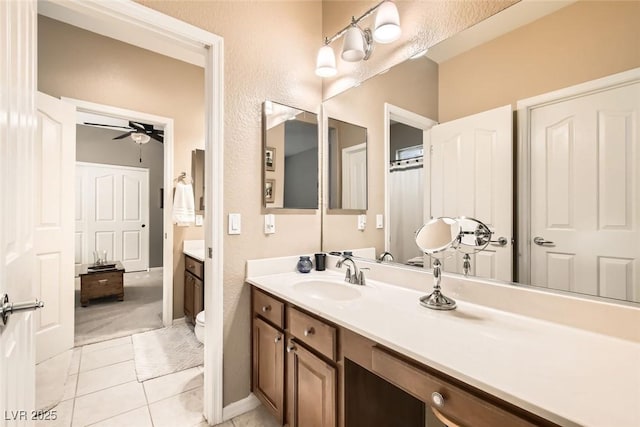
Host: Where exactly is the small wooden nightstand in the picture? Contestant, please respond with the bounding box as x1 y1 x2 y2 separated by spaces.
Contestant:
78 261 125 307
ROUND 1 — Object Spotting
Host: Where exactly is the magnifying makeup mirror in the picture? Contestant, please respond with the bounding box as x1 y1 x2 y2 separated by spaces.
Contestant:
415 217 461 310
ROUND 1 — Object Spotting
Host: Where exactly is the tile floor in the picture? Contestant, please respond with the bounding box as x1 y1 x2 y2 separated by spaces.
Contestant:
38 335 278 427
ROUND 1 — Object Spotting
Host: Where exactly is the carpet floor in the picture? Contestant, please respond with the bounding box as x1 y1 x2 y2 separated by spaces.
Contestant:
132 321 203 382
74 269 163 347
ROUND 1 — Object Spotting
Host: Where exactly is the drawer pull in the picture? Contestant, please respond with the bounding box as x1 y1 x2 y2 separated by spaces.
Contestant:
303 327 315 337
431 391 445 408
287 341 296 353
98 279 108 285
261 305 271 313
274 334 282 343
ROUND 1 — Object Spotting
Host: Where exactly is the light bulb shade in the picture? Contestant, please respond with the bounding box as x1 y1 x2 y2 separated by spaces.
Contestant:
374 0 401 44
315 45 337 77
341 26 365 62
131 132 151 144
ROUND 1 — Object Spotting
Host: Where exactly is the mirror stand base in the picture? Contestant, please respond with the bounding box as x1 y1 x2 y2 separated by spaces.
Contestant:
419 291 457 311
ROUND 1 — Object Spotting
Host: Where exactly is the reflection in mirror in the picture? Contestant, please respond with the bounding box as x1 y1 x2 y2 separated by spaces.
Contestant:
262 101 319 210
327 118 367 211
320 1 640 307
191 148 204 213
415 217 461 311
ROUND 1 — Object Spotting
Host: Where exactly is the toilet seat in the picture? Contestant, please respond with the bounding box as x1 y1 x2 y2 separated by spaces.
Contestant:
196 310 205 325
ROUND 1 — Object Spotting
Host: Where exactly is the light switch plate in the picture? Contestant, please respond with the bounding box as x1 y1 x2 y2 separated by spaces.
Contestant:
228 213 241 235
376 214 384 229
264 214 275 234
357 214 367 231
195 214 203 226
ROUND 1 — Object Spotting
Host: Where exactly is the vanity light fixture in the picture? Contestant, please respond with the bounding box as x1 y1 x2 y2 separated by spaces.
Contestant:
315 0 401 77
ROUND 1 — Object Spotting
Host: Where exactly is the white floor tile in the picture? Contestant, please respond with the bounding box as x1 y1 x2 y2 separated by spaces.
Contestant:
36 350 72 411
148 387 204 427
80 342 133 372
61 374 77 401
230 405 280 427
88 406 153 427
82 336 132 354
68 348 82 375
72 381 147 427
143 366 203 404
34 399 74 427
76 360 137 396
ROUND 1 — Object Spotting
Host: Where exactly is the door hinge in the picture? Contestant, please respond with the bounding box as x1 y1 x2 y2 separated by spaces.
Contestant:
208 247 213 259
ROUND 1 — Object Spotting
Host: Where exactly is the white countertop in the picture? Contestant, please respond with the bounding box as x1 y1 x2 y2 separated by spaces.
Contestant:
246 267 640 427
183 240 205 262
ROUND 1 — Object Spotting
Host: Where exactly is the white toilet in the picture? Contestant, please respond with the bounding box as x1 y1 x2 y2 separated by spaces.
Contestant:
195 310 205 344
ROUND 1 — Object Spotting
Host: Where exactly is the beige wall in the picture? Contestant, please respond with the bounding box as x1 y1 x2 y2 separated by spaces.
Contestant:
439 0 640 121
38 16 205 321
136 1 323 405
323 58 438 253
321 0 516 99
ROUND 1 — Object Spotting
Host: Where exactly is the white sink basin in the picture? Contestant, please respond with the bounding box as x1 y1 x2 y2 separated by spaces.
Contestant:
293 280 361 301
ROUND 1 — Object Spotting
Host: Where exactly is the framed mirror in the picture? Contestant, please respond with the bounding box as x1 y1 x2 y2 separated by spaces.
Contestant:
320 1 640 307
327 117 367 212
262 100 319 210
191 148 204 213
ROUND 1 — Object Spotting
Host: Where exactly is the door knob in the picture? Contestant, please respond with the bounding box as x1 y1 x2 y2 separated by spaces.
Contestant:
142 224 146 228
490 237 508 247
533 236 554 246
1 294 45 326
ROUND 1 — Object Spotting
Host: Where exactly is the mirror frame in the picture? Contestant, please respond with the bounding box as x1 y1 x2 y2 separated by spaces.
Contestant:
262 100 320 214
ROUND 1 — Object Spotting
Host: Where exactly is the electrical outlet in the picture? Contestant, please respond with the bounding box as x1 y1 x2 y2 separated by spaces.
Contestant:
357 214 367 231
264 214 275 234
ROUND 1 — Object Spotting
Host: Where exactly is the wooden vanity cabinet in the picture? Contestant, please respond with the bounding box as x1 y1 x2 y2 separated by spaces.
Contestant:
184 255 204 324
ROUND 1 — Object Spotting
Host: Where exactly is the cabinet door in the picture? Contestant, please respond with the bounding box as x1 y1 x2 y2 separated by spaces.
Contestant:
194 276 204 315
184 271 194 323
253 317 285 423
287 339 336 427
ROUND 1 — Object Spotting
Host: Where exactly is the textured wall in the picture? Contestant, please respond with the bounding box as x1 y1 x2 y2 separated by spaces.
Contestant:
38 16 205 320
136 0 323 406
76 125 165 268
321 0 517 99
439 0 640 121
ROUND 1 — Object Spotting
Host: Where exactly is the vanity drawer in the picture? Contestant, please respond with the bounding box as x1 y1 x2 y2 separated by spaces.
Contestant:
185 255 204 280
288 307 336 361
371 347 547 427
253 288 285 329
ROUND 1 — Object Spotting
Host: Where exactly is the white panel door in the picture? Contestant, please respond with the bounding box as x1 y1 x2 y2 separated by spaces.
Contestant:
530 82 640 302
429 105 513 281
76 163 149 272
342 143 367 209
1 0 38 420
35 93 75 363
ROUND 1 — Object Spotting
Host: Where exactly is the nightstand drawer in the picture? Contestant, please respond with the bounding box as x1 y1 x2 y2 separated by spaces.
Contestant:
288 307 336 361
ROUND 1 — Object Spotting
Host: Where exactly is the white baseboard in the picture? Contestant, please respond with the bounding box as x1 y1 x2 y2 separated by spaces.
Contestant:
222 393 261 421
148 266 164 272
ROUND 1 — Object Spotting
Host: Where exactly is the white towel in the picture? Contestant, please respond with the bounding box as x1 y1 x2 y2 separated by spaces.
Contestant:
172 182 195 226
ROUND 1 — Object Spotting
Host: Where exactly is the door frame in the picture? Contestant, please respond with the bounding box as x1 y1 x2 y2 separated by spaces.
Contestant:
516 67 640 286
38 0 225 423
383 103 437 254
66 99 172 323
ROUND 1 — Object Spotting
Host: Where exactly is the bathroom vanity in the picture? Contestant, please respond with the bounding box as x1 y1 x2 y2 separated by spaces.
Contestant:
184 255 204 324
247 255 640 427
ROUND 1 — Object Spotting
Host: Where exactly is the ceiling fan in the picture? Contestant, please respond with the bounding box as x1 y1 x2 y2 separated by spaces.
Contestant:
83 120 164 144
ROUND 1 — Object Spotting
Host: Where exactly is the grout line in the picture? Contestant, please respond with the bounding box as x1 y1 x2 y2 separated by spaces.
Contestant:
83 403 150 427
141 379 155 427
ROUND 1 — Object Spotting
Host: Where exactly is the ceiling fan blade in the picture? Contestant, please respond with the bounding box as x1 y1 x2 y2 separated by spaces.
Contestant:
112 131 134 140
129 121 147 132
83 122 133 131
149 133 164 143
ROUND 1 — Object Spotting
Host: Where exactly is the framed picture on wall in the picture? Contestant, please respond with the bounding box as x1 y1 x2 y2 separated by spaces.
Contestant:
265 146 276 171
265 179 275 203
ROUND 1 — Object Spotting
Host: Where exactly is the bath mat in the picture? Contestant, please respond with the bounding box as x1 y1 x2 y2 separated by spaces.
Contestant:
132 321 203 382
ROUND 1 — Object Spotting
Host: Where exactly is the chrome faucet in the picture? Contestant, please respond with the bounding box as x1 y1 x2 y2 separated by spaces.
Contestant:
377 251 394 262
335 255 366 285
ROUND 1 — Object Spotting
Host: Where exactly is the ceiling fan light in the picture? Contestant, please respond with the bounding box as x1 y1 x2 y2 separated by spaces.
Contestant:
341 25 366 62
374 1 401 44
315 45 337 77
131 132 151 144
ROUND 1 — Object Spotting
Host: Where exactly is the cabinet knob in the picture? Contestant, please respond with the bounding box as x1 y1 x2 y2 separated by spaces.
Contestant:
431 391 445 408
261 305 271 313
274 334 282 343
286 341 296 353
303 327 315 337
